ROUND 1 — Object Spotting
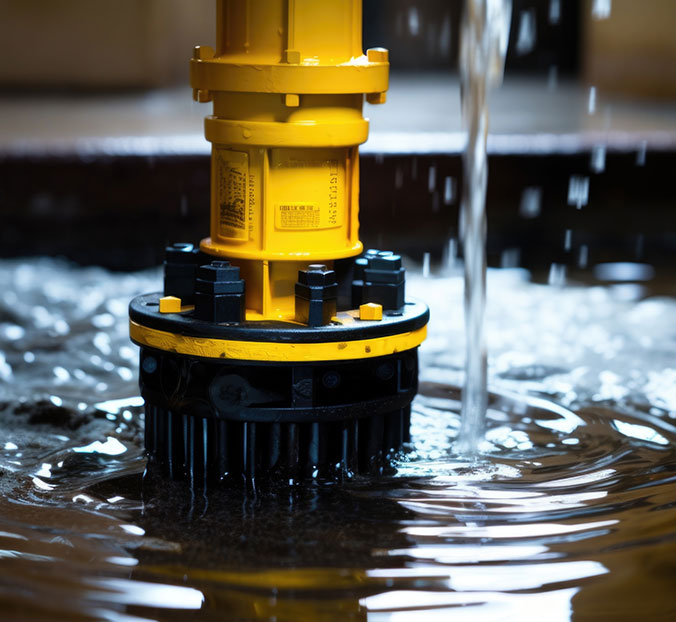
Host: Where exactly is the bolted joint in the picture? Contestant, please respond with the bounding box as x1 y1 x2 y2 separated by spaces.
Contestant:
366 92 387 105
197 260 241 283
295 265 338 327
351 250 406 311
298 264 336 287
194 261 246 323
284 93 300 107
369 252 402 271
193 45 215 61
366 47 389 63
196 89 212 103
164 242 201 304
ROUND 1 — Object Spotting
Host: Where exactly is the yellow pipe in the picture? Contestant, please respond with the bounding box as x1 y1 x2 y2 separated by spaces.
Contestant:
190 0 388 320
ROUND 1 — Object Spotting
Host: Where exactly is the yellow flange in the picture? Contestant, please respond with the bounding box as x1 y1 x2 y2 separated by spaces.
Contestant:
129 320 426 363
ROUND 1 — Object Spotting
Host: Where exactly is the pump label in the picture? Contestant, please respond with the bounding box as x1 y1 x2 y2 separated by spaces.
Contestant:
276 203 321 230
216 150 248 240
273 157 343 230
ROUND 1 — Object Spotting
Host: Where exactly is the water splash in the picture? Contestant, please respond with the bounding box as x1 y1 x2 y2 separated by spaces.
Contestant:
2 260 676 620
457 0 511 454
591 0 612 20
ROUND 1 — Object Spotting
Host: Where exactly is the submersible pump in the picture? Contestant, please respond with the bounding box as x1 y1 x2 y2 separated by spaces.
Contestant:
129 0 429 483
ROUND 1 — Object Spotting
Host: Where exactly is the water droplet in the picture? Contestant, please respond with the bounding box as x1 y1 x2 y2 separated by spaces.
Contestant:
92 313 115 328
444 177 456 205
422 253 431 278
636 141 647 166
443 238 459 271
73 436 127 456
549 0 561 24
1 324 25 340
408 6 420 36
588 86 597 114
591 0 612 20
428 165 437 192
635 234 645 258
53 366 70 383
439 13 452 57
515 9 536 56
548 263 567 287
394 166 403 189
519 187 542 218
117 367 133 381
590 145 606 173
500 248 521 268
568 176 589 209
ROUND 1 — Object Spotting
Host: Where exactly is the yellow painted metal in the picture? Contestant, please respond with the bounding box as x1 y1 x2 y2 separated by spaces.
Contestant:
159 296 182 313
129 320 426 363
192 0 388 320
359 302 383 321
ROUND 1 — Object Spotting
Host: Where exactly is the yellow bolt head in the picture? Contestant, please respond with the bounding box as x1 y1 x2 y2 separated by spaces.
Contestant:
366 92 387 105
196 89 212 103
193 45 214 61
284 49 301 64
359 302 383 321
284 93 300 107
159 296 182 313
367 47 389 63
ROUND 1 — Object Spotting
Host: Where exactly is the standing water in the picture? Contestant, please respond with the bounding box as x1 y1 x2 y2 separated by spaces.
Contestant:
2 260 676 620
458 0 511 452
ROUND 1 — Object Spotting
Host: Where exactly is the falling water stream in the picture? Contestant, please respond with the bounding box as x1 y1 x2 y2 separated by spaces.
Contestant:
458 0 511 453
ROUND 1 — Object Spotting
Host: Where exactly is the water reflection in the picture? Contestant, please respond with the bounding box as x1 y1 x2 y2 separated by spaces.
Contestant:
2 259 676 620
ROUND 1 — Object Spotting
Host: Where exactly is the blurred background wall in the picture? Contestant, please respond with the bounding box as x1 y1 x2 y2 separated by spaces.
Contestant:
0 0 675 275
1 0 675 97
0 0 214 89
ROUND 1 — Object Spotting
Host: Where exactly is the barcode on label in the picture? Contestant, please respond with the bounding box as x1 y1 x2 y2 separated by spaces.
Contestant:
277 204 320 230
217 150 248 240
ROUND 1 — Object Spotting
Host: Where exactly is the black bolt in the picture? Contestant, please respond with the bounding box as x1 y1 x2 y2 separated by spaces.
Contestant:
209 374 252 412
322 370 341 389
353 249 406 310
298 264 336 287
165 242 195 261
197 260 241 282
194 260 246 323
376 362 395 381
369 253 402 271
295 265 338 326
142 356 157 374
164 242 201 303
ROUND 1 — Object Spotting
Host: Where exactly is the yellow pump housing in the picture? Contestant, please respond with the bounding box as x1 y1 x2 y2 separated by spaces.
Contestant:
190 0 388 320
129 0 428 484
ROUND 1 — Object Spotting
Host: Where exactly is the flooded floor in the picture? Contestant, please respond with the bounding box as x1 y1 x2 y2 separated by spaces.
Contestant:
1 258 676 621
